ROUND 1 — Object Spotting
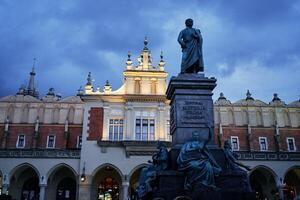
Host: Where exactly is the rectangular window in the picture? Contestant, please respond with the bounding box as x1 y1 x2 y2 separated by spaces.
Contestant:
135 117 155 141
259 137 268 151
287 137 296 151
108 119 123 141
77 136 82 148
47 135 56 148
231 136 239 151
16 135 25 148
135 119 141 140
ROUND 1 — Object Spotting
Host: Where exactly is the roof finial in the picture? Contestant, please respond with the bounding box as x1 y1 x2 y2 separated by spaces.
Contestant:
218 92 226 100
126 51 133 69
143 36 148 51
159 50 166 70
246 90 254 100
272 93 281 102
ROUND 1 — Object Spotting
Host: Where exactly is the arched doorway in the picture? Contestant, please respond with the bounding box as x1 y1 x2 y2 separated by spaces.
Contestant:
46 164 77 200
92 165 123 200
9 164 40 200
284 166 300 200
249 166 278 200
21 177 40 200
129 166 145 200
56 177 76 200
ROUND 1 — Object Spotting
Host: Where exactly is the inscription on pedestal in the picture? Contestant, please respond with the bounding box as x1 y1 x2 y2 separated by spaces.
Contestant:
179 101 206 124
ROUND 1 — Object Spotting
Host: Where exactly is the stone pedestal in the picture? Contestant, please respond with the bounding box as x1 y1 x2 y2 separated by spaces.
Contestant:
147 73 256 200
166 73 217 148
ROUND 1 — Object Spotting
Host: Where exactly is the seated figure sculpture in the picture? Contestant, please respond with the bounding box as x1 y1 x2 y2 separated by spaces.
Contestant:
136 142 168 199
223 140 251 173
177 124 222 191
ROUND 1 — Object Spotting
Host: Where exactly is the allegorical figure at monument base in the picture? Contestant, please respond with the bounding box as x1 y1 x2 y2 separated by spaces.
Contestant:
178 18 204 73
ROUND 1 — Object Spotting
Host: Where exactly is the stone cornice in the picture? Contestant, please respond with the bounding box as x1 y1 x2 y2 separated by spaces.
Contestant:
124 94 167 102
97 140 172 157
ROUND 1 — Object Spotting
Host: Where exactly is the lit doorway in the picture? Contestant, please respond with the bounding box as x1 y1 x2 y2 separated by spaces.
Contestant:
98 177 119 200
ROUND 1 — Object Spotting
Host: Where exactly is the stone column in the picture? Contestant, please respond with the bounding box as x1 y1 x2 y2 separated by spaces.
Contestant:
2 184 9 195
39 184 46 200
157 105 165 140
122 181 129 200
124 104 133 140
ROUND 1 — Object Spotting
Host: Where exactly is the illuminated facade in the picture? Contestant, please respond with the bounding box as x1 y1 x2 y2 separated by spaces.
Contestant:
0 40 299 200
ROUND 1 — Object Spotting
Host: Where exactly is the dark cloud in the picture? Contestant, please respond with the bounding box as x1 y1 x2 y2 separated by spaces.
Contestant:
0 0 299 102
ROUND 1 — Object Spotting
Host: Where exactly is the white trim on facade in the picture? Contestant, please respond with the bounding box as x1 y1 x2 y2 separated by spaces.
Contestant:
259 137 268 151
230 136 239 151
77 136 82 148
286 137 296 152
16 135 25 148
46 135 56 149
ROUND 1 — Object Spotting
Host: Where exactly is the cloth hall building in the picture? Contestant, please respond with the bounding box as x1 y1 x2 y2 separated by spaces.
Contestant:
0 42 300 200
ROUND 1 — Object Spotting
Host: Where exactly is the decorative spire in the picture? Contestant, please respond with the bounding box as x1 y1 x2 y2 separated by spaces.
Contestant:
246 90 254 100
27 58 37 97
104 80 112 93
218 92 226 100
272 93 281 102
143 36 148 51
86 72 92 86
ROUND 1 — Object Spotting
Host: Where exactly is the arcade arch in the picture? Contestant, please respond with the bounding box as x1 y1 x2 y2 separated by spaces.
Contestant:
9 163 40 200
283 166 300 200
249 166 278 200
46 163 77 200
129 164 147 200
91 164 123 200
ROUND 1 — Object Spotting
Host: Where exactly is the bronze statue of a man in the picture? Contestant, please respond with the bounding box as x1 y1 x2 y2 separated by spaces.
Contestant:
178 18 204 73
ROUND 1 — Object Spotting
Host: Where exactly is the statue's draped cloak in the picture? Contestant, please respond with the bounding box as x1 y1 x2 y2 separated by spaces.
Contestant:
177 142 215 187
179 28 204 73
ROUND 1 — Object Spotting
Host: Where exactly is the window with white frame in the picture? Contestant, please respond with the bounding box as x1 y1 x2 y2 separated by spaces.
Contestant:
259 137 268 151
230 136 239 151
46 135 56 148
16 135 25 148
109 119 123 141
135 118 155 141
77 136 82 148
287 137 296 151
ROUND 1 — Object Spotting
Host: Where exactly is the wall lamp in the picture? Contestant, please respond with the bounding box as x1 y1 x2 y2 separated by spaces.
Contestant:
80 162 86 182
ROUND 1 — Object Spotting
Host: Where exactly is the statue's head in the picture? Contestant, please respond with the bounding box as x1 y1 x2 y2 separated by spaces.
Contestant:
185 18 193 27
